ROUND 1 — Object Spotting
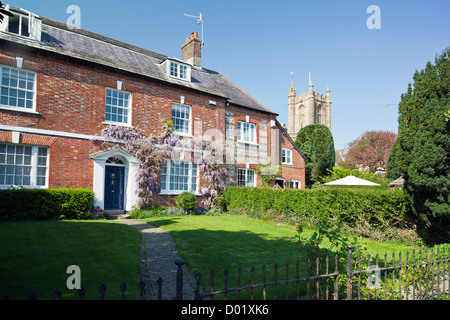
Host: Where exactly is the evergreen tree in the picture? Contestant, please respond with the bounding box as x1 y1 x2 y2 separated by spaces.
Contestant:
295 124 335 185
396 48 450 242
386 141 402 180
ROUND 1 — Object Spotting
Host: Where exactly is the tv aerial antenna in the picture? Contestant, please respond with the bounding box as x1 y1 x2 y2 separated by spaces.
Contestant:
184 11 204 48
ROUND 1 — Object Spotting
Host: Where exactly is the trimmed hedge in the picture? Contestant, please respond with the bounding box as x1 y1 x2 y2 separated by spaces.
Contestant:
221 186 411 229
0 188 95 221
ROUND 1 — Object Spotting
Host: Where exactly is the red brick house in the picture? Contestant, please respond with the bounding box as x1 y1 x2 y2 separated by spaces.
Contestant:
0 6 305 211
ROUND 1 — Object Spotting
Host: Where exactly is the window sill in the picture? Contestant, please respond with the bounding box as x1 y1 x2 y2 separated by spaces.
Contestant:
174 132 194 138
0 106 39 115
0 185 47 190
282 162 293 166
102 121 132 127
160 191 200 196
237 141 258 146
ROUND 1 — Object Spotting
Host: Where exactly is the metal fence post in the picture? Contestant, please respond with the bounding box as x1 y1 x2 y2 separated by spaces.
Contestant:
175 258 185 300
347 245 355 300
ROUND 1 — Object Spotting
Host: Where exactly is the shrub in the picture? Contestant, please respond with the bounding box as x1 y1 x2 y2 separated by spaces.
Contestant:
176 192 198 213
222 186 413 236
0 188 94 221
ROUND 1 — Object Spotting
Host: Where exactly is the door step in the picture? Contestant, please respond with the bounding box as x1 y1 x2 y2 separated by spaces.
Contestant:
105 210 130 220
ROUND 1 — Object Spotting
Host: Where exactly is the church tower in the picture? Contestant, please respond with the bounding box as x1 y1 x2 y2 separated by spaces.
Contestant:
287 76 331 140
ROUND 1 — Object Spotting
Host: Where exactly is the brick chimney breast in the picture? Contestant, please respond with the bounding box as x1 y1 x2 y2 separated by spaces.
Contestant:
181 32 202 67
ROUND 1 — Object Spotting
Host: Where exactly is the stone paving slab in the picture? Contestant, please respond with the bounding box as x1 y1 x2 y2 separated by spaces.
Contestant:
118 219 198 300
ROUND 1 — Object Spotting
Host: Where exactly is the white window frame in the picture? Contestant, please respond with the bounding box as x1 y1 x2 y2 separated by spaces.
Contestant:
237 121 257 144
160 160 199 195
237 168 255 187
0 65 37 113
289 179 301 189
168 60 191 81
104 88 132 126
172 102 192 136
0 6 42 41
0 143 49 188
282 148 292 165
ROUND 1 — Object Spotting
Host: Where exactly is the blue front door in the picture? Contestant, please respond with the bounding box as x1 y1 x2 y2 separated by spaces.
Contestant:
104 166 125 210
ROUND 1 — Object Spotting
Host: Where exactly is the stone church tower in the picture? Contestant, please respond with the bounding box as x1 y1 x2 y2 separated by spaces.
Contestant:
288 77 331 140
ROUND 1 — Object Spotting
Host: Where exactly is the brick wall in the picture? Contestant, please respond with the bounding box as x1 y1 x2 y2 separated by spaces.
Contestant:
0 40 305 193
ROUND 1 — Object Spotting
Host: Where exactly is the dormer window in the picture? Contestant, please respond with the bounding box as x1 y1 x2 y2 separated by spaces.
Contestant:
168 60 190 81
0 6 42 41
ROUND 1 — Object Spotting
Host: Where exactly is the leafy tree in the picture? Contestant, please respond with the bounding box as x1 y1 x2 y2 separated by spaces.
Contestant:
345 131 397 173
295 124 335 185
396 48 450 242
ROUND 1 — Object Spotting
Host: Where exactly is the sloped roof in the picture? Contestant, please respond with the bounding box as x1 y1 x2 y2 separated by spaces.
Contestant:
1 15 277 115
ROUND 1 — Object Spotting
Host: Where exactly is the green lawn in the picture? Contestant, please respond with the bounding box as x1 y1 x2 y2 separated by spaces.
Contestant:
142 215 418 299
0 220 142 300
0 215 420 300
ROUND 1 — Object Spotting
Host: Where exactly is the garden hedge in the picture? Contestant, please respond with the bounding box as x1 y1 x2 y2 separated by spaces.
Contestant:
0 188 94 221
221 186 412 229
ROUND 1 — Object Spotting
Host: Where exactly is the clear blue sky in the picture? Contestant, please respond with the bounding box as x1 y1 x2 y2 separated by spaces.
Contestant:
9 0 450 149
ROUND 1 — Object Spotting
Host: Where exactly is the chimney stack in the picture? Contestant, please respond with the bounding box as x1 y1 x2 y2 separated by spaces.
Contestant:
181 32 202 67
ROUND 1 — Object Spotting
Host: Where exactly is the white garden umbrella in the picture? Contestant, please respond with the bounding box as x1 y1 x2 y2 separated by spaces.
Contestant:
324 175 380 186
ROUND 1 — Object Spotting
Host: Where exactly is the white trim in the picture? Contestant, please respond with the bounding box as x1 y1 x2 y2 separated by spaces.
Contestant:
237 168 255 187
0 106 39 114
160 160 199 195
282 148 292 165
0 64 37 112
289 179 301 189
104 87 132 126
16 57 23 68
172 102 192 136
167 59 191 82
237 121 257 144
0 143 49 188
0 124 101 141
90 148 139 211
11 131 20 144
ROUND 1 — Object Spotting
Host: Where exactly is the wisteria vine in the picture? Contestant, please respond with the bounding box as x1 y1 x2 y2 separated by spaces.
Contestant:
100 122 227 209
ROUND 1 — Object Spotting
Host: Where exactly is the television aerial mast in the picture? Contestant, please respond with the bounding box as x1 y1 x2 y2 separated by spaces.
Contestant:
183 11 204 48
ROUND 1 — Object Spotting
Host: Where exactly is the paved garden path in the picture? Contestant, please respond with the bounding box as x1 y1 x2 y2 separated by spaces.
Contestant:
118 219 198 300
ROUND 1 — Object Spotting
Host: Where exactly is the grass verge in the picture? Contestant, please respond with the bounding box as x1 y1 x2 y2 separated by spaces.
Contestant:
0 220 142 300
142 214 417 299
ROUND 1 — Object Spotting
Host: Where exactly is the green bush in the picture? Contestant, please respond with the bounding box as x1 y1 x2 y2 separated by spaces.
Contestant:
222 186 412 232
0 188 94 221
176 191 198 213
